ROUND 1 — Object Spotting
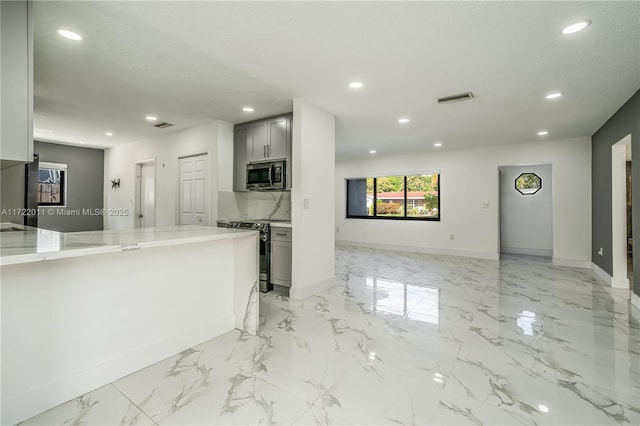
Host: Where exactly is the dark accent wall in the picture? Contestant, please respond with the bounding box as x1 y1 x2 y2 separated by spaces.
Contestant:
592 89 640 298
34 141 104 232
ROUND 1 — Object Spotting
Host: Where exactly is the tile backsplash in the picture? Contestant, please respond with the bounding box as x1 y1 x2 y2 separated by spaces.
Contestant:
218 191 291 221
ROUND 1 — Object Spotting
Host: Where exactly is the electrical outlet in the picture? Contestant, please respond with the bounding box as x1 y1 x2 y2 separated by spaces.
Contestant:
598 247 603 256
450 234 454 240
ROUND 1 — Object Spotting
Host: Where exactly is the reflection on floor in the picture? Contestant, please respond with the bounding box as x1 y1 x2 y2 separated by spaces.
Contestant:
21 247 640 425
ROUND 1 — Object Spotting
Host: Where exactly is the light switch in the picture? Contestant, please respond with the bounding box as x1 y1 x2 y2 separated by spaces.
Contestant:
303 198 311 209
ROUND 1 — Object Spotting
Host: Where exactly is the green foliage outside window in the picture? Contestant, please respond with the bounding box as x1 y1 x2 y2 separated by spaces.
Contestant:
348 173 440 221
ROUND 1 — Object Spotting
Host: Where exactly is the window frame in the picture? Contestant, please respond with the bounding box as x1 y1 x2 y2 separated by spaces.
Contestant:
37 162 68 207
346 174 441 221
514 172 542 195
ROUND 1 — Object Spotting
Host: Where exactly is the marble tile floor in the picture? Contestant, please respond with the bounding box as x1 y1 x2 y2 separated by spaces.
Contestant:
20 246 640 425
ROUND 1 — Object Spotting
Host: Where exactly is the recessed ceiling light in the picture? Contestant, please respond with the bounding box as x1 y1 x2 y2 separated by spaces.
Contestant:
538 405 549 413
56 28 82 41
537 130 549 136
561 20 591 35
105 132 113 137
145 116 158 122
349 81 363 89
434 142 442 147
398 118 410 124
242 107 254 112
369 150 377 154
545 92 564 99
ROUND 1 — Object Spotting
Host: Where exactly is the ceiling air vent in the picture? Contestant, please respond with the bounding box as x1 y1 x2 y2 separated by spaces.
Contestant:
153 122 175 129
435 92 474 104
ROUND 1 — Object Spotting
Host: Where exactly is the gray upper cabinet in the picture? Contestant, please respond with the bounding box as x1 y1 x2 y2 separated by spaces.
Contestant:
234 113 292 192
233 125 250 192
246 114 291 163
248 121 268 162
267 116 288 159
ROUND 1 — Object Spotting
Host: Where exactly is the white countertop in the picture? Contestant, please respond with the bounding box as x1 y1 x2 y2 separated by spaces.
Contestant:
0 225 257 266
269 222 292 228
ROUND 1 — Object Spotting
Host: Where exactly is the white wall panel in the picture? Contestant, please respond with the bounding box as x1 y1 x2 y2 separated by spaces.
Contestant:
336 137 591 264
104 121 232 229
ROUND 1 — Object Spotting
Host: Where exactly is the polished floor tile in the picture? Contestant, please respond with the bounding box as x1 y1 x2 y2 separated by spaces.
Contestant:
20 247 640 425
19 384 155 425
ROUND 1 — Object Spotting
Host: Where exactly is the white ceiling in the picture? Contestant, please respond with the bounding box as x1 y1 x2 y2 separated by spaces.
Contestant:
33 1 640 159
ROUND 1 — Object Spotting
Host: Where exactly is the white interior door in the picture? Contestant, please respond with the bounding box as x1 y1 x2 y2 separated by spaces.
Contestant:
137 162 155 228
180 154 209 226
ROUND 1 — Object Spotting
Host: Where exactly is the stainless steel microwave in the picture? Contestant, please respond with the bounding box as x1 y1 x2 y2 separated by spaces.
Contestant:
246 160 286 191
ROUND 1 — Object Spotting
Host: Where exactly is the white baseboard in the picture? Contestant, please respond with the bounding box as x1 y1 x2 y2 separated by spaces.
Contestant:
2 316 235 426
552 257 592 268
290 276 337 300
590 262 631 288
591 262 613 285
611 276 631 289
336 240 499 260
502 246 552 257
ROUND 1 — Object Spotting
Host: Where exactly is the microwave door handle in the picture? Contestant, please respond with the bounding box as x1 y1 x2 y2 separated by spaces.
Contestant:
269 165 274 187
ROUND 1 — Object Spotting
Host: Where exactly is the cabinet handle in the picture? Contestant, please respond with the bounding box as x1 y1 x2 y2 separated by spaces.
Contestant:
275 232 288 236
267 145 271 157
263 145 266 158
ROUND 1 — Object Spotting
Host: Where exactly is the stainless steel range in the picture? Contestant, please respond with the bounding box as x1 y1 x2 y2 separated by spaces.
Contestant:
216 219 276 292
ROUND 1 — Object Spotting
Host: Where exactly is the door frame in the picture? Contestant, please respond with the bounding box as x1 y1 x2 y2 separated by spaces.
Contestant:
134 158 156 228
497 163 554 258
611 134 632 289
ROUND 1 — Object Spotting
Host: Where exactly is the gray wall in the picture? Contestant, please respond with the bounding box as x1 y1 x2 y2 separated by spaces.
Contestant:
500 164 553 257
35 141 104 232
592 89 640 298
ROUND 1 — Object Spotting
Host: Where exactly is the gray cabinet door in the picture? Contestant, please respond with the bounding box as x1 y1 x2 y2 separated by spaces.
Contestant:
1 0 33 163
233 126 250 191
270 239 292 287
248 121 268 162
267 116 288 159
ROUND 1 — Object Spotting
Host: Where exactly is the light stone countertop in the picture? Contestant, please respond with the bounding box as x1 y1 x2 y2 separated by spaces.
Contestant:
0 224 257 266
269 222 292 228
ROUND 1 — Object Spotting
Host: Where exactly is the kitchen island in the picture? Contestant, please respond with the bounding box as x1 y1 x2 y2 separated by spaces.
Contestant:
1 224 259 425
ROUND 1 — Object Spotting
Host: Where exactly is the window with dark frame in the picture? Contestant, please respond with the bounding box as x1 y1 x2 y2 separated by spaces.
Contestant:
515 172 542 195
38 163 67 206
346 173 440 221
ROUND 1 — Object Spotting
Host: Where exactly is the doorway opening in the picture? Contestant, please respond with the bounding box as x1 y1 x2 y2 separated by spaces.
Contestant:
498 164 553 258
135 159 156 228
611 135 632 289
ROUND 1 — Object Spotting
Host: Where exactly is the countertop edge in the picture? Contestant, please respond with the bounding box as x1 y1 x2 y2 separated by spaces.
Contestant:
1 229 258 267
269 223 292 228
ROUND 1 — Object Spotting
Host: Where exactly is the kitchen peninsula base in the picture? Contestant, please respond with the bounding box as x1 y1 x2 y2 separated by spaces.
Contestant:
1 226 258 425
